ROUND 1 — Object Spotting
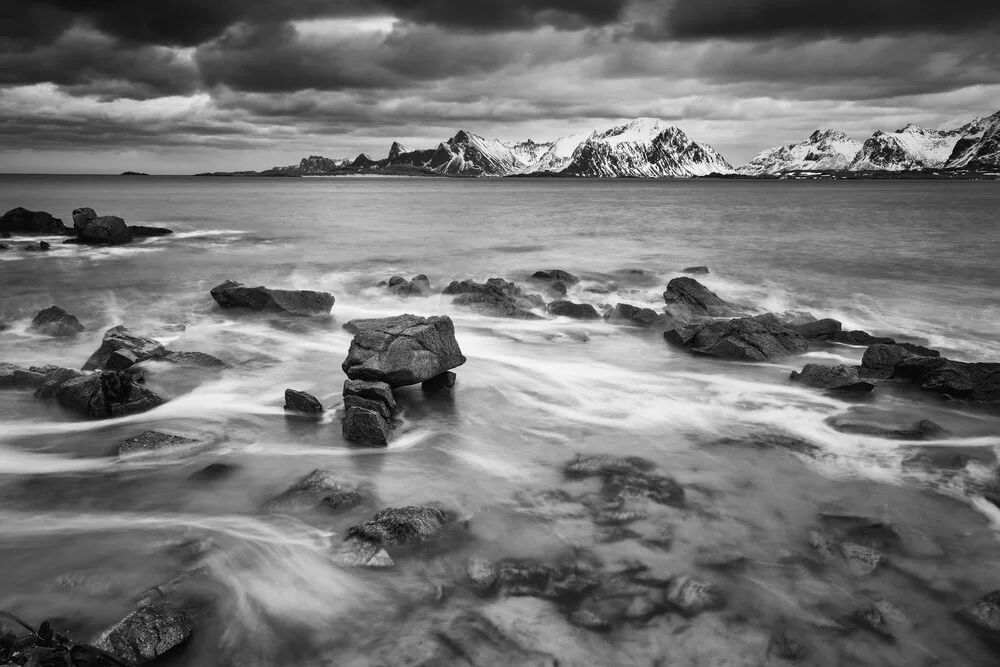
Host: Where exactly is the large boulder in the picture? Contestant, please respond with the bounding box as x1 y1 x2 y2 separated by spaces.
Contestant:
442 278 544 319
386 274 431 297
343 405 392 446
55 371 166 418
786 318 843 339
789 364 877 394
264 469 369 513
83 325 168 370
547 300 600 320
129 225 173 237
665 317 808 362
74 209 133 245
347 505 456 546
342 314 466 388
210 280 335 317
893 356 1000 401
29 305 85 337
33 367 83 398
662 277 738 321
0 207 71 235
284 388 323 415
93 602 192 665
860 343 916 379
530 269 580 286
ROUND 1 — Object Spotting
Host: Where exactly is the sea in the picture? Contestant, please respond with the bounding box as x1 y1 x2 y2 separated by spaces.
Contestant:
1 174 999 666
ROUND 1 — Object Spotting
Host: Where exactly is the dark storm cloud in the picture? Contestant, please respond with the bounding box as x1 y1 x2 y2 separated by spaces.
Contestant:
662 0 1000 40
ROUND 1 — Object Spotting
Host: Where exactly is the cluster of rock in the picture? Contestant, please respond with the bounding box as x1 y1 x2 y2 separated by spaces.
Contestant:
382 274 431 297
0 206 173 248
442 277 546 319
339 314 465 446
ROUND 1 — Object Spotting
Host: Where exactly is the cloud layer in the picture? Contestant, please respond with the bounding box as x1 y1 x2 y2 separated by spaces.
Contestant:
1 0 998 172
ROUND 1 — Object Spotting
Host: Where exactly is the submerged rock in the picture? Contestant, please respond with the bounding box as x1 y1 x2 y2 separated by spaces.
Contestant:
29 305 85 337
786 318 843 339
790 364 877 394
0 207 71 235
210 280 335 317
665 317 808 362
341 314 466 388
605 303 660 326
54 371 166 418
161 350 228 368
565 454 657 478
443 278 544 319
530 269 580 286
93 602 192 665
264 469 368 513
83 325 167 371
547 300 600 320
347 505 456 545
117 431 198 457
332 538 394 568
284 388 323 415
386 274 432 297
893 355 1000 402
662 276 738 321
826 417 943 441
957 590 1000 651
422 370 457 391
681 266 710 275
665 576 725 617
467 557 499 593
129 225 173 237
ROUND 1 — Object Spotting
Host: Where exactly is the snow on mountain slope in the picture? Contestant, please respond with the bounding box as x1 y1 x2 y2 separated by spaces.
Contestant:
560 118 733 177
520 130 594 174
423 130 527 176
737 130 862 175
504 139 553 167
945 111 1000 170
849 123 967 171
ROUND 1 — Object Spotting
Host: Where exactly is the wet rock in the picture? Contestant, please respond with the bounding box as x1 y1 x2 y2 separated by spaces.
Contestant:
593 509 647 526
641 522 675 550
342 405 391 446
860 343 917 379
603 471 685 507
332 538 394 568
789 364 877 394
128 225 173 237
29 305 85 337
161 350 228 368
957 590 1000 651
33 367 83 399
786 318 843 339
568 609 612 632
695 548 747 572
547 300 601 320
840 543 884 576
343 379 396 408
530 269 580 286
422 370 457 391
665 576 725 617
210 280 335 316
341 314 466 387
564 454 656 478
284 388 323 415
22 240 50 251
106 349 139 371
665 317 808 362
83 325 168 371
826 417 943 440
438 609 556 664
710 432 820 454
93 602 192 665
467 557 498 593
386 274 432 297
662 276 739 321
893 355 1000 402
75 211 133 245
605 303 660 326
443 278 544 319
681 266 709 275
901 444 994 469
117 431 198 457
55 371 166 419
264 469 368 513
189 462 239 483
0 363 58 389
344 394 393 421
767 627 808 661
849 603 895 641
831 330 896 346
0 207 71 235
599 526 643 543
347 505 456 545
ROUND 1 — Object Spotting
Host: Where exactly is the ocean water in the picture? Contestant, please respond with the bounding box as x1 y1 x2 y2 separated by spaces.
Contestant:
1 175 999 665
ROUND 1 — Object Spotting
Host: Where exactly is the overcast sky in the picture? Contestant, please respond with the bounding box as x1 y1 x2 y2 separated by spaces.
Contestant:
1 0 999 174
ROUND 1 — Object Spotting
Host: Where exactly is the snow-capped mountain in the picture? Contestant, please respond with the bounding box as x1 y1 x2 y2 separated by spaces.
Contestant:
849 123 970 171
504 139 554 167
944 111 1000 171
737 130 862 175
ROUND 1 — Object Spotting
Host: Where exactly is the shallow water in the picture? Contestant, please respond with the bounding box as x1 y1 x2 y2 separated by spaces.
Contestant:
1 176 1000 665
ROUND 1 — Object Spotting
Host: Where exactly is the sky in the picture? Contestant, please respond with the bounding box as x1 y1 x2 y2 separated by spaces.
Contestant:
1 0 999 174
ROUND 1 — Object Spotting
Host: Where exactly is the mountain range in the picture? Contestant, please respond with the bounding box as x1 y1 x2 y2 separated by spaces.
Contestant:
197 111 1000 178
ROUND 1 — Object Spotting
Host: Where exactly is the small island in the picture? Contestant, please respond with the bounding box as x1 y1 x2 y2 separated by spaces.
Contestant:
120 171 150 176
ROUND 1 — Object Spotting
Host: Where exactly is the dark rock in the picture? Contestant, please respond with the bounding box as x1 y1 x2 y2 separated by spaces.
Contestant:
83 325 168 371
860 343 917 379
264 469 368 513
789 364 877 394
22 241 50 251
341 314 466 387
901 444 994 469
594 509 647 525
831 330 895 346
840 542 884 576
210 280 335 317
386 274 432 297
681 266 710 275
893 356 1000 402
603 471 685 507
343 379 396 409
443 278 544 319
29 305 85 337
93 603 191 665
284 388 323 415
54 371 166 418
347 505 456 545
0 363 54 389
787 318 843 339
530 269 580 286
106 349 139 371
0 243 7 249
0 207 70 235
39 240 50 250
897 342 940 357
665 317 808 362
343 405 391 446
826 417 943 440
332 538 394 568
568 609 612 632
665 576 725 617
565 454 656 478
161 351 227 368
72 207 95 231
117 431 198 457
128 225 173 237
662 276 738 321
849 604 895 641
344 394 394 421
189 462 239 482
605 303 659 326
76 213 133 245
957 590 1000 651
33 367 83 398
422 370 457 391
547 300 600 320
710 432 819 454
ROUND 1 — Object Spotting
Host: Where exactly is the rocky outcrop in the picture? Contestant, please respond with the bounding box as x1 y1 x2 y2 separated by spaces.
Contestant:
422 370 457 391
665 317 808 362
1 363 63 389
957 590 1000 652
93 602 192 665
547 300 600 320
826 417 943 440
161 350 228 368
386 274 431 297
341 314 465 388
342 379 397 446
29 305 85 337
55 371 166 418
347 505 456 545
893 356 1000 402
264 469 369 513
530 269 580 287
786 318 843 339
681 266 709 275
860 343 916 379
284 388 323 415
605 303 661 326
116 431 198 457
0 207 71 235
790 364 877 394
662 277 738 321
33 367 83 398
128 225 173 237
72 208 133 245
210 280 335 316
83 325 168 371
442 278 544 319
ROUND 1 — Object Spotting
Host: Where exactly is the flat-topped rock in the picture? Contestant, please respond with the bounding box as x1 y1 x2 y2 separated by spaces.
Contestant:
129 225 173 237
264 469 369 513
73 208 133 245
117 431 198 457
29 305 85 337
681 266 710 275
210 280 335 317
530 269 580 286
547 300 601 320
665 317 808 362
341 314 466 388
347 505 456 545
790 364 877 394
284 388 323 415
83 325 168 370
0 207 71 235
55 371 166 419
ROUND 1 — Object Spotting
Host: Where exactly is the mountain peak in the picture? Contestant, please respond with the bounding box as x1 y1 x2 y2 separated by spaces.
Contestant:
809 129 850 143
387 141 412 161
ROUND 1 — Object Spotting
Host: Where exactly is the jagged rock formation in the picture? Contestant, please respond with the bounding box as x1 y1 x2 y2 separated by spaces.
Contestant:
945 111 1000 171
738 130 862 175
